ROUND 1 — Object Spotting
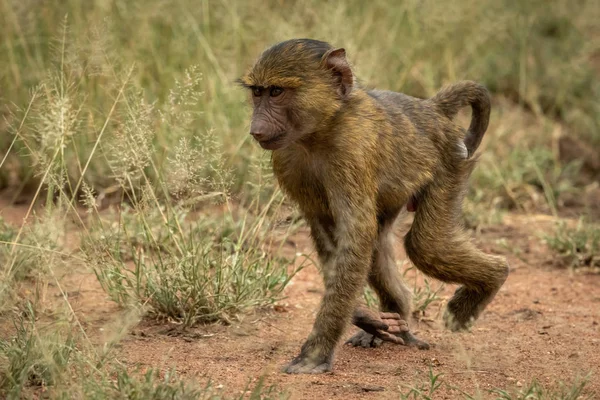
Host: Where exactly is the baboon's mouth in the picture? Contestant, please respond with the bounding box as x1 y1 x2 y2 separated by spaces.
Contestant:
258 132 286 150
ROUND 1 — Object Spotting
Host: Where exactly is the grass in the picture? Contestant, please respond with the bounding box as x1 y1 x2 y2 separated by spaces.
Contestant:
86 198 304 327
471 147 581 214
73 369 287 400
0 304 75 398
1 0 599 201
0 303 289 399
410 278 445 318
0 4 303 393
0 54 301 329
491 375 594 400
0 15 303 326
401 266 445 318
0 213 65 316
399 366 594 400
400 366 444 400
543 219 600 270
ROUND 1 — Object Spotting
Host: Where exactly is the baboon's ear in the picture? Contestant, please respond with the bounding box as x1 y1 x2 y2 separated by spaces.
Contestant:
323 48 353 97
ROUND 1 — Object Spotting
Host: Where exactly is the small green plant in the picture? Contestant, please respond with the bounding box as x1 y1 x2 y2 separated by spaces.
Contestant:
400 366 444 400
0 217 16 243
86 197 303 327
411 278 445 318
491 374 593 400
402 266 445 317
543 219 600 270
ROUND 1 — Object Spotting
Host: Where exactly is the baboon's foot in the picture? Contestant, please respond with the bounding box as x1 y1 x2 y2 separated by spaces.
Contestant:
346 330 385 348
444 262 509 331
443 309 473 332
399 330 430 349
283 354 332 374
346 330 429 350
443 286 494 331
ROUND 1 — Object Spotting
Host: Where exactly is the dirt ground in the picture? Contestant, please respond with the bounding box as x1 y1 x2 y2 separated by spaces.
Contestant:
1 198 599 399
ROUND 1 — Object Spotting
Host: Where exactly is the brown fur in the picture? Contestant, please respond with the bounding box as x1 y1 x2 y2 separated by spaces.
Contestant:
240 39 509 374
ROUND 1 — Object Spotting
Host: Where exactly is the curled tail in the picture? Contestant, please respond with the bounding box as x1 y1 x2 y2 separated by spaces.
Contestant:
431 81 491 157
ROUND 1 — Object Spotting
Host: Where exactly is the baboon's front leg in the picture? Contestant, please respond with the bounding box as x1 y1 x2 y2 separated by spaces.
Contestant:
308 219 406 348
284 204 377 374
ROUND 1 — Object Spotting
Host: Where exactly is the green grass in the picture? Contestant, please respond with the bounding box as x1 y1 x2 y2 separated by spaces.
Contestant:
491 375 594 400
399 366 594 400
71 369 287 400
86 199 304 327
0 304 75 398
0 214 65 315
400 366 444 400
471 147 580 214
543 219 600 270
0 14 302 326
0 303 288 399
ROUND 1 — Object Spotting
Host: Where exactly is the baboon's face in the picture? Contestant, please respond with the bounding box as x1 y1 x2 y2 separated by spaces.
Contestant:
240 40 352 151
247 85 299 150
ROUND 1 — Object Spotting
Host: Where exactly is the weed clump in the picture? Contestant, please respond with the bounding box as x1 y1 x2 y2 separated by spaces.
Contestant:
544 219 600 270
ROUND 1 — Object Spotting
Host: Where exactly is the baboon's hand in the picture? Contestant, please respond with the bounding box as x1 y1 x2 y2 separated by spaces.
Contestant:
351 307 408 345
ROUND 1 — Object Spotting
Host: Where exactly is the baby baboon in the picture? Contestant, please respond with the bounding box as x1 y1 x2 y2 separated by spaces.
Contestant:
239 39 509 374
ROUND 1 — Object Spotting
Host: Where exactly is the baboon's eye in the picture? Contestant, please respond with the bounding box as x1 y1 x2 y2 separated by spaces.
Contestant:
252 87 263 97
270 87 284 97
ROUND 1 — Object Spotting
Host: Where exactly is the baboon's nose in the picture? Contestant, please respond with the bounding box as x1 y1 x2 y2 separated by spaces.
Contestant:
250 120 270 141
250 131 267 141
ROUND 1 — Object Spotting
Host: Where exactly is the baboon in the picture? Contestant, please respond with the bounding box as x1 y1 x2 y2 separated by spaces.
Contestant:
239 39 509 374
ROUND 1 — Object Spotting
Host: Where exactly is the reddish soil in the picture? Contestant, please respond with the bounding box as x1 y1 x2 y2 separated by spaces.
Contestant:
1 196 599 399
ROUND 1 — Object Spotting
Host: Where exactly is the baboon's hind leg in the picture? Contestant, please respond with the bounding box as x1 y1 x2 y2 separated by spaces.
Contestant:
404 159 509 331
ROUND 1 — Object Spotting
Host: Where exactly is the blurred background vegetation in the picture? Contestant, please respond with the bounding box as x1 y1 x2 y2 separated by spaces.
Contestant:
0 0 599 397
1 0 599 199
